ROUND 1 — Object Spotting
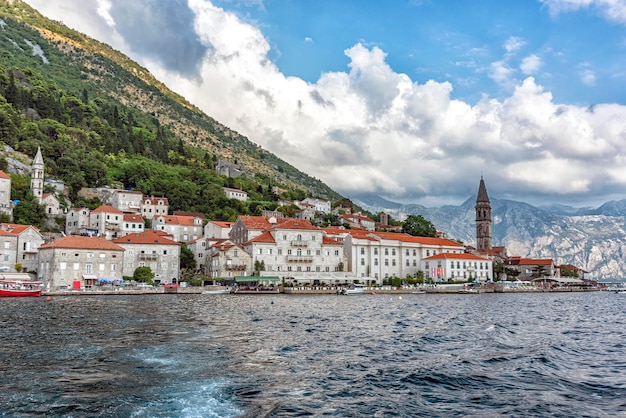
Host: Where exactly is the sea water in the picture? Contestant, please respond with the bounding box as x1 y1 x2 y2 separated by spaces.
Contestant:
0 291 624 417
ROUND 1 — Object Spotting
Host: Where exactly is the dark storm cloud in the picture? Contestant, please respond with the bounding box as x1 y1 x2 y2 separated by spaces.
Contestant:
108 0 208 77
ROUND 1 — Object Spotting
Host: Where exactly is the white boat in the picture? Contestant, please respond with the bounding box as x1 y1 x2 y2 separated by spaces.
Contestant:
340 284 365 295
201 286 231 295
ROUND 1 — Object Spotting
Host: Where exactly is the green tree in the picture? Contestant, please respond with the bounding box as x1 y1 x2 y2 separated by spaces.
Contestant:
13 191 46 227
402 214 437 237
133 266 155 284
180 243 196 271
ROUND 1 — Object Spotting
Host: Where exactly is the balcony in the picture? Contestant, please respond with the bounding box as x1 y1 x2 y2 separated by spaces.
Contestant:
287 255 313 262
138 254 158 261
291 240 308 247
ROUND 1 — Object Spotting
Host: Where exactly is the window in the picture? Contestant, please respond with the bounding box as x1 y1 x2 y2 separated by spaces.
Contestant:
73 263 79 271
374 248 378 255
86 264 93 274
392 249 396 256
427 250 430 256
257 249 262 255
111 265 116 271
361 258 365 265
406 249 409 256
60 262 67 270
278 249 282 255
334 250 339 256
385 248 389 256
361 248 365 255
385 259 389 266
374 258 378 266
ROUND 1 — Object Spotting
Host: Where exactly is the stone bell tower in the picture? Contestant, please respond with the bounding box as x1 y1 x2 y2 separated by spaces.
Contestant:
475 176 492 252
31 147 44 204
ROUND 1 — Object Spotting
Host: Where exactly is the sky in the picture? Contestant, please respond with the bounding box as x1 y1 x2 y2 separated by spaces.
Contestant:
21 0 626 208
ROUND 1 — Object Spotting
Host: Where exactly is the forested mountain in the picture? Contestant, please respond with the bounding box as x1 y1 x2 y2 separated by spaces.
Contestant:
0 0 341 221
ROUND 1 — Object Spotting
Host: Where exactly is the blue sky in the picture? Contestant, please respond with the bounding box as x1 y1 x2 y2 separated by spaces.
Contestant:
214 0 626 105
22 0 626 208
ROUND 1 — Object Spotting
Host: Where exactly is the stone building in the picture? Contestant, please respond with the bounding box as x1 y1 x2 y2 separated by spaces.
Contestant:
38 236 125 290
113 230 180 284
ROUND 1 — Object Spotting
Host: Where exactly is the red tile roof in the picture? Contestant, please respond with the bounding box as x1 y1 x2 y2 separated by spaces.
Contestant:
113 231 179 246
123 214 144 222
0 170 10 179
91 205 122 214
157 215 199 225
245 231 276 244
0 223 39 235
40 236 125 251
208 221 233 228
423 253 490 261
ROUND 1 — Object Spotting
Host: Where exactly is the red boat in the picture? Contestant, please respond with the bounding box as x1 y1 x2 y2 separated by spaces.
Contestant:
0 280 43 297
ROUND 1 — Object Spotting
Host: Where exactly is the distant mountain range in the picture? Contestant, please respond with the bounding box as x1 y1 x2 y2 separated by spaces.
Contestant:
353 194 626 280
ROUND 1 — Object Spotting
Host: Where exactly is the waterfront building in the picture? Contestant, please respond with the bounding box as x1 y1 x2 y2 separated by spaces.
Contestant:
38 236 125 290
421 252 493 282
504 256 559 280
113 231 180 284
0 223 44 273
475 176 492 252
324 228 465 284
243 218 345 284
207 240 251 279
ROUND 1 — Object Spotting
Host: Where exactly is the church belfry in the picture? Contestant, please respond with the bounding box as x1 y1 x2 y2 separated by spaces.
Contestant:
31 147 44 204
475 176 492 252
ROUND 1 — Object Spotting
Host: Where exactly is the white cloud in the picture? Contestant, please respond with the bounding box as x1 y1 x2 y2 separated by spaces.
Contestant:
20 0 626 206
504 36 526 55
304 37 313 43
520 54 542 74
541 0 626 24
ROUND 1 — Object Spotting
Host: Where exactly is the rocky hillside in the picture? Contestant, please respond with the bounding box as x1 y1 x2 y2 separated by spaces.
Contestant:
0 0 341 201
355 195 626 280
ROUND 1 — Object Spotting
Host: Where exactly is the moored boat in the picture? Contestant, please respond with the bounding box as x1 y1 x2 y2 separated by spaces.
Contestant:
201 287 231 295
339 284 366 295
0 280 43 297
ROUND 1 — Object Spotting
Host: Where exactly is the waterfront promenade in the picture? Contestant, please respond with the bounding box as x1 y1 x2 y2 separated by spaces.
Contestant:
43 283 600 296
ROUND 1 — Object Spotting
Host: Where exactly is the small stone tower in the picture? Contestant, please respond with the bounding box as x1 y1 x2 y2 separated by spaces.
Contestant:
31 147 44 203
475 176 492 252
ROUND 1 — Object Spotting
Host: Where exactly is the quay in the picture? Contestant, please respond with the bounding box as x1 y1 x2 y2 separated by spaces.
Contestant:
42 284 601 296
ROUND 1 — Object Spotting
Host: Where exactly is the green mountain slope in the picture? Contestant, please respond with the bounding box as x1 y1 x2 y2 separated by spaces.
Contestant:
0 0 342 216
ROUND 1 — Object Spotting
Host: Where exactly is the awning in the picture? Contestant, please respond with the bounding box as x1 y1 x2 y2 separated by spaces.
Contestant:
83 274 98 280
0 273 35 281
234 276 281 282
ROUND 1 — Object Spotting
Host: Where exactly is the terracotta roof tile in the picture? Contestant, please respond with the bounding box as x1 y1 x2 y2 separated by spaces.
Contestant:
40 236 125 251
112 231 179 246
91 205 123 214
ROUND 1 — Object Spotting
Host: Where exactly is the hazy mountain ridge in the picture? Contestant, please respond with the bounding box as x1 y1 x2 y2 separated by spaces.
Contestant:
354 195 626 279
